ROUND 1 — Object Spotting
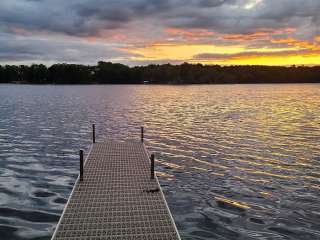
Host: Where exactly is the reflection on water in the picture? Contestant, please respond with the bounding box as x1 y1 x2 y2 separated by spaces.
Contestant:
0 84 320 240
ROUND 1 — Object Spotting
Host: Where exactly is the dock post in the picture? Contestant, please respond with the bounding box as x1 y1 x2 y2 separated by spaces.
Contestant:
79 149 84 181
150 153 155 179
92 124 96 143
141 126 144 142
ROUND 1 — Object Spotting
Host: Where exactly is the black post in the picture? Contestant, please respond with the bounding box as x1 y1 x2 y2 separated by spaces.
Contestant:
92 124 96 143
79 149 84 181
150 153 155 179
141 126 144 142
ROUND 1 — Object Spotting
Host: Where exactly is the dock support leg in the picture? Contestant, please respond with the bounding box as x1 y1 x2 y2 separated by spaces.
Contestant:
150 153 155 179
141 126 144 142
92 124 96 143
80 149 84 181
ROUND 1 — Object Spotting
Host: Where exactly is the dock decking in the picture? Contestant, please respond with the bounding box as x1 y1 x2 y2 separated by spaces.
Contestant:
51 140 180 240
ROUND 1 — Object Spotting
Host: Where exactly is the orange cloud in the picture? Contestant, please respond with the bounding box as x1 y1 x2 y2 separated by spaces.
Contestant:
165 27 214 40
222 28 296 41
222 32 269 41
122 43 244 61
85 36 97 43
10 27 31 36
272 37 320 50
109 25 320 66
270 37 297 44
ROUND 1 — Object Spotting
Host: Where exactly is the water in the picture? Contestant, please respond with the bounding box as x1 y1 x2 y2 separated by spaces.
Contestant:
0 84 320 240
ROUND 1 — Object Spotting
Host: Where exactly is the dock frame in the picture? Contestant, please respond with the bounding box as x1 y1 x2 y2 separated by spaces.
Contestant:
51 126 180 240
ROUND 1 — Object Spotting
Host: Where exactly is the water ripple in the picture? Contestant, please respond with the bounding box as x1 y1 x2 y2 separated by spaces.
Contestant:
0 84 320 239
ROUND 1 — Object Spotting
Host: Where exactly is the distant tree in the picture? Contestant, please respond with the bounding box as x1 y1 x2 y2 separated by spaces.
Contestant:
48 64 92 84
95 61 131 84
3 65 20 83
19 64 48 83
0 62 320 84
0 65 3 83
30 64 48 83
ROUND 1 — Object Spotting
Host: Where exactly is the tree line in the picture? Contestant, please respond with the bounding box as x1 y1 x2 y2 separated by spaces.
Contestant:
0 61 319 84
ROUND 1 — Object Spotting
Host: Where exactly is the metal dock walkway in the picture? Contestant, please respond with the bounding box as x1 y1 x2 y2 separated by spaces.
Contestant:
52 127 180 240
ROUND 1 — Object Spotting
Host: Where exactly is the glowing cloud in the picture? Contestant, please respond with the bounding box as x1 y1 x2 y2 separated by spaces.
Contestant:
0 0 320 66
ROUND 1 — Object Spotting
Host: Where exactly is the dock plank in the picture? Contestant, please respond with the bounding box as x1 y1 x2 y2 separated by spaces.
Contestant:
52 141 180 240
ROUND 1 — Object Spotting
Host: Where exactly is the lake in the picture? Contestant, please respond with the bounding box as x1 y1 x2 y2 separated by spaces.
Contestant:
0 84 320 240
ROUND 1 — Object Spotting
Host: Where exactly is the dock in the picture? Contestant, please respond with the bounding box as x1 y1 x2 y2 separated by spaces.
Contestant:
51 126 180 240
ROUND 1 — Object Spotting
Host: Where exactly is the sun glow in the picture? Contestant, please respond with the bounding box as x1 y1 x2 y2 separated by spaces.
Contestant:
198 53 320 66
123 43 245 61
244 0 263 9
122 40 320 65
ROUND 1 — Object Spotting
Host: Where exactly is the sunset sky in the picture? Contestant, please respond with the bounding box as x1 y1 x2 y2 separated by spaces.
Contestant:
1 0 320 66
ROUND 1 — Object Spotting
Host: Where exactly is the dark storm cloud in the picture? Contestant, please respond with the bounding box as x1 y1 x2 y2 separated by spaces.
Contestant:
1 0 175 37
159 0 320 36
1 0 319 37
198 0 237 7
0 32 136 64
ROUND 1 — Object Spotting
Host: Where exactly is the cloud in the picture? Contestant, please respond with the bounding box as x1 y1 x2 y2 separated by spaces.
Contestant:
0 0 176 37
0 32 137 64
1 0 319 37
0 0 320 65
193 49 320 62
